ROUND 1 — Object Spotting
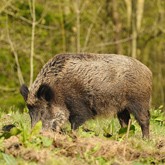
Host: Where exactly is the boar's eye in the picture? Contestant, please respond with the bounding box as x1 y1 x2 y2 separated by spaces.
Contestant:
36 84 54 102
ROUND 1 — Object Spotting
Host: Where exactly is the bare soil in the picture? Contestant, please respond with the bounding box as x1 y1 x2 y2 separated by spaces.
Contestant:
3 131 165 164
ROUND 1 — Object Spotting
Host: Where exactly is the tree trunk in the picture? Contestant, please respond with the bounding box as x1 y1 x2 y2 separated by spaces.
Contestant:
30 0 36 86
112 0 123 54
76 0 80 53
131 0 137 58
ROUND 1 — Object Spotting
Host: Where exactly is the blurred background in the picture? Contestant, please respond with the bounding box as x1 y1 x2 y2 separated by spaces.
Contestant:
0 0 164 110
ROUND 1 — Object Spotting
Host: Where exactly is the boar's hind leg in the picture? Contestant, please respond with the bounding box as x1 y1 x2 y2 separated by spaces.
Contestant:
117 109 130 128
129 102 150 139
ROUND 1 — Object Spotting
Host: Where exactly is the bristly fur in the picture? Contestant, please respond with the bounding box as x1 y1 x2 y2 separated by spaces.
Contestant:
21 53 152 138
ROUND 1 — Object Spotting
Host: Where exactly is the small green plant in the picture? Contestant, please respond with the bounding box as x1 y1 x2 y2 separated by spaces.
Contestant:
102 121 113 138
117 124 136 140
151 105 165 126
0 113 53 149
0 126 21 139
18 120 53 148
1 153 17 165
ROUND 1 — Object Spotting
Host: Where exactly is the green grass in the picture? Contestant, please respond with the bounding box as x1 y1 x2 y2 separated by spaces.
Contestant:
0 106 165 165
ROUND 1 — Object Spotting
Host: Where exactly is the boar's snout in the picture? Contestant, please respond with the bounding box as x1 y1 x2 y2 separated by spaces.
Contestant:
49 111 68 131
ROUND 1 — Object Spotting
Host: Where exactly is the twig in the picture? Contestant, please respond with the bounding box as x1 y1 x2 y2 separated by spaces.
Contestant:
84 37 133 51
0 86 16 92
0 0 12 14
4 10 56 30
126 119 131 139
82 5 102 51
5 9 32 24
35 2 48 25
123 119 131 158
28 0 33 18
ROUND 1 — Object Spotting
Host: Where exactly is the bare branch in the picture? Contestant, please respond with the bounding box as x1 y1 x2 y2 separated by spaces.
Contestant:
82 5 102 51
4 9 32 24
123 119 132 157
35 2 48 25
5 15 24 85
0 86 16 92
4 9 56 30
0 0 12 14
84 37 133 51
28 0 33 18
79 1 87 13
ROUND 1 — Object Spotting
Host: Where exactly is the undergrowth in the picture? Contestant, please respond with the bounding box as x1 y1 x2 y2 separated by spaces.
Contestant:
0 106 165 165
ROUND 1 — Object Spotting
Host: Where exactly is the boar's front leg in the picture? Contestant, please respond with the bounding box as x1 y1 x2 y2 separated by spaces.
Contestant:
69 115 86 130
117 109 130 128
65 98 93 130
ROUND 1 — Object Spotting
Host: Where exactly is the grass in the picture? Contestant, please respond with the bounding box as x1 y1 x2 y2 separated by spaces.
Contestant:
0 106 165 165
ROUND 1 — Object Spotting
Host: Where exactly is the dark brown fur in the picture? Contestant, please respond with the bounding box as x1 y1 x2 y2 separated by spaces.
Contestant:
20 53 152 138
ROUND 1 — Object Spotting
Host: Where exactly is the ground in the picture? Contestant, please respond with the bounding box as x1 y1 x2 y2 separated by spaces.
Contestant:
0 106 165 165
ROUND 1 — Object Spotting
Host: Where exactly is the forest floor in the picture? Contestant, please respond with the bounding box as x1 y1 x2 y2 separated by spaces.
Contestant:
0 106 165 165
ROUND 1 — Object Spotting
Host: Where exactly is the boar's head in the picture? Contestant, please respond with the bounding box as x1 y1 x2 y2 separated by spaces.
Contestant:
20 84 69 131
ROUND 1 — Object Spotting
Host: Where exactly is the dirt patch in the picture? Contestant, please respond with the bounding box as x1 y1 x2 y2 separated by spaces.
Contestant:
42 131 165 163
3 132 165 164
4 136 49 164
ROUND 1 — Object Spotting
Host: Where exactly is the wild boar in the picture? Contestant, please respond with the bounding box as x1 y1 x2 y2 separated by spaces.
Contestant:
20 53 152 138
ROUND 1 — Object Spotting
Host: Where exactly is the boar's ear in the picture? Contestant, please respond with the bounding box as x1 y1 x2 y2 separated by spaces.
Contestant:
20 84 29 101
37 84 54 102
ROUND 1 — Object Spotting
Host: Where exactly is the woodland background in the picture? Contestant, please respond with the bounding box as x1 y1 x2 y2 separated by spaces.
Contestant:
0 0 165 110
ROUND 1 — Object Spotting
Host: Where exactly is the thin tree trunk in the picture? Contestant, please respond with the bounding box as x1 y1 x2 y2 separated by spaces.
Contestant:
136 0 144 32
58 0 66 52
29 0 36 86
124 0 132 27
112 0 123 54
76 0 80 53
131 0 137 58
131 0 144 58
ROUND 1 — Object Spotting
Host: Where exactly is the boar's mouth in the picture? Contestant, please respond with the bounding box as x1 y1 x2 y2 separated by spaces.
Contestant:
50 119 60 132
49 112 67 132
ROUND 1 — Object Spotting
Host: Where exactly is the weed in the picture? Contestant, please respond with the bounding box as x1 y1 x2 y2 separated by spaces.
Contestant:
151 105 165 126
